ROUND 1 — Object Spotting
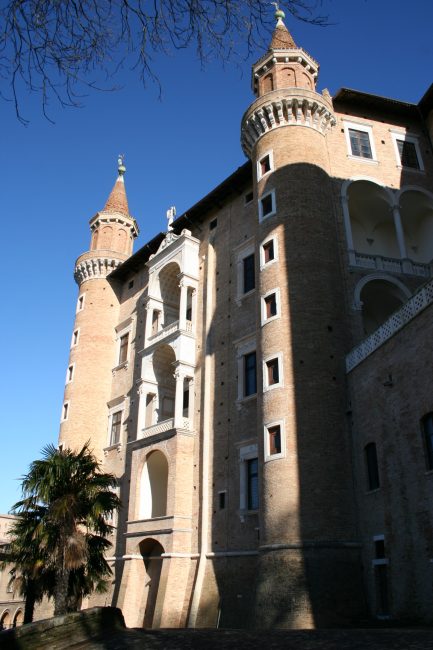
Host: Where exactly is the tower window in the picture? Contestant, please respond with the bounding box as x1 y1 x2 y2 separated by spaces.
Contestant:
268 425 281 455
118 333 129 365
110 411 122 446
245 191 254 205
66 365 74 383
218 491 226 510
365 442 380 490
210 218 218 230
244 351 257 397
243 254 255 293
259 190 276 221
263 240 275 263
257 151 274 180
391 132 423 171
72 329 79 347
421 413 433 471
263 353 283 391
264 420 285 461
247 458 259 510
263 292 278 321
62 403 69 422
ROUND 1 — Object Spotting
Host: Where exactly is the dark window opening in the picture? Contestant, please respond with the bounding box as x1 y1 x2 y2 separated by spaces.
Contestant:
349 128 373 159
260 155 271 176
263 240 275 263
110 411 122 445
243 254 255 293
219 492 226 509
265 293 277 319
244 351 257 397
397 140 420 169
210 218 218 230
261 193 274 217
128 280 134 289
247 458 259 510
266 358 280 385
245 191 254 205
422 413 433 470
119 333 129 365
268 425 281 455
375 538 386 559
365 442 380 490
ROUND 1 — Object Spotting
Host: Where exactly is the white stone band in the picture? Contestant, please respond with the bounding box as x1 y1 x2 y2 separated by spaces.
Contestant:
74 256 124 285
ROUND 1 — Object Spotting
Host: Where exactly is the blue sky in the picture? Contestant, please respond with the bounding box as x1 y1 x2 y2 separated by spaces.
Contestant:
1 0 432 512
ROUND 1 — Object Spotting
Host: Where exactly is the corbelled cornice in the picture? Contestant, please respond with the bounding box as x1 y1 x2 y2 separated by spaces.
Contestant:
74 254 125 286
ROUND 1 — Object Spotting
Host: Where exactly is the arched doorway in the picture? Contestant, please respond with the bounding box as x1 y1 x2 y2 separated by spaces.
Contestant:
139 450 169 519
139 539 165 628
360 278 409 335
0 611 11 630
13 610 23 627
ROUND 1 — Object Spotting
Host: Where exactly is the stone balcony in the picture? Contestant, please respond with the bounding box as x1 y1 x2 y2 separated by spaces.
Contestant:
349 251 432 278
137 417 193 441
146 320 193 348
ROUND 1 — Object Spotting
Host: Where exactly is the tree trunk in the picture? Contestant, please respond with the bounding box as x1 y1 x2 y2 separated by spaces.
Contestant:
54 567 70 617
23 580 36 624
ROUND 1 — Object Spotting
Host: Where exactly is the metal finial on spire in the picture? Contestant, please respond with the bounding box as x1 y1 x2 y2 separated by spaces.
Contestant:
166 206 176 231
117 154 126 176
271 2 285 21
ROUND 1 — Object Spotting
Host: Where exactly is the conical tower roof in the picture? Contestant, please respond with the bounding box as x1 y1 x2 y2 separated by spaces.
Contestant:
269 9 297 49
103 156 129 215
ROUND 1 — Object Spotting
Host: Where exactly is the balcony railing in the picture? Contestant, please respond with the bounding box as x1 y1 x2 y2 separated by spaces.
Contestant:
351 252 432 278
346 279 433 372
147 319 193 346
139 417 192 439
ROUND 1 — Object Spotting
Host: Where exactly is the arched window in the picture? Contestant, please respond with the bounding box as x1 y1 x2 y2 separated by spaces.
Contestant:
98 225 113 249
364 442 380 491
139 451 169 519
347 181 397 258
399 190 433 263
262 73 274 93
0 611 11 630
13 610 23 628
360 279 408 335
158 262 181 327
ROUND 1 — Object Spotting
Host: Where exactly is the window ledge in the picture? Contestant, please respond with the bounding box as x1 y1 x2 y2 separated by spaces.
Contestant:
103 443 121 455
424 469 433 477
347 155 378 165
262 314 280 327
395 164 425 174
260 259 277 271
112 360 129 374
236 289 255 306
365 487 381 495
236 394 257 408
263 383 284 393
259 210 277 222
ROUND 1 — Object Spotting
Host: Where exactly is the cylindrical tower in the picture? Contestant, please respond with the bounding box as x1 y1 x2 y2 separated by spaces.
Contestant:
58 158 139 459
241 11 364 627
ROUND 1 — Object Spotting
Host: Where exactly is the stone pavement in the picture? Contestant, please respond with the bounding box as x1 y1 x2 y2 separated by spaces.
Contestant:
72 628 433 650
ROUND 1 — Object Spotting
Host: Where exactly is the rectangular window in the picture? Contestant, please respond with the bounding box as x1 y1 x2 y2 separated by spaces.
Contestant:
245 191 254 205
210 218 218 230
72 329 79 347
76 294 85 312
243 254 255 293
365 442 380 490
244 351 257 397
397 140 420 169
219 491 226 510
247 458 259 510
266 358 280 385
349 128 373 159
268 425 281 455
257 151 274 180
422 413 433 471
118 333 129 365
265 293 277 319
62 403 69 421
66 365 74 383
259 191 276 220
110 411 122 445
263 240 275 263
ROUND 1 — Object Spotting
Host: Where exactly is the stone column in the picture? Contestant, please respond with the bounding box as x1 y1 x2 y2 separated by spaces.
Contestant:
179 280 188 331
341 195 356 266
174 369 185 428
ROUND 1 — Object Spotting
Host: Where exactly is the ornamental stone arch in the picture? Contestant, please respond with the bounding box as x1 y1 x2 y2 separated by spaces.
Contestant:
138 449 169 520
0 610 11 630
354 273 411 336
397 186 433 263
13 609 23 628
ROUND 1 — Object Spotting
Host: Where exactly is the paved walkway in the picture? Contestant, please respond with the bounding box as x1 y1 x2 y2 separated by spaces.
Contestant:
73 628 433 650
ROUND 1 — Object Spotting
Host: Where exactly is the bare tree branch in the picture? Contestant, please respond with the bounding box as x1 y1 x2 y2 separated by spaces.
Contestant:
0 0 329 122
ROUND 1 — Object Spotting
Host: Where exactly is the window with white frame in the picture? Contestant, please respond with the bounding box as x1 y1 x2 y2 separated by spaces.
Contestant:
263 353 283 391
257 150 274 181
61 402 69 422
71 329 80 347
65 364 75 384
235 336 257 401
235 239 256 301
264 420 285 461
239 443 259 512
260 235 278 269
261 288 280 325
114 319 133 368
76 293 85 313
343 121 377 161
259 189 277 221
391 132 423 171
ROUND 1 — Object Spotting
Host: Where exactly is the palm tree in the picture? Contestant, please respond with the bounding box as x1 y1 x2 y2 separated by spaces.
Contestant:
10 443 120 617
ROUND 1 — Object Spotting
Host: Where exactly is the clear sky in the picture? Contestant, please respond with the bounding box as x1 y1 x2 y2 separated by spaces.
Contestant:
1 0 432 513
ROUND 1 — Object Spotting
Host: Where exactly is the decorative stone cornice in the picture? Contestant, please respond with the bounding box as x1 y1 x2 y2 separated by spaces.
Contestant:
74 255 124 285
89 212 139 238
241 88 336 158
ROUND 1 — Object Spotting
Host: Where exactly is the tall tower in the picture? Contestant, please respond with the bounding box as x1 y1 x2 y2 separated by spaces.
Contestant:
59 158 139 459
241 11 364 626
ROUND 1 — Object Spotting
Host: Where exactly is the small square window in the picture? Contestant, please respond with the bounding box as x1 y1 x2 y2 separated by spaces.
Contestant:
244 351 257 397
118 333 129 365
259 191 276 221
210 218 218 230
397 140 420 169
266 358 280 386
265 293 277 319
263 240 275 263
243 254 255 294
374 538 386 559
349 128 373 159
268 425 281 455
110 411 122 446
257 151 274 180
261 155 271 176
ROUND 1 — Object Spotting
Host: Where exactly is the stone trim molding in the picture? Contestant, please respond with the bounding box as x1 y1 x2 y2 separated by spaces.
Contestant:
74 256 124 285
346 279 433 372
241 89 336 157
